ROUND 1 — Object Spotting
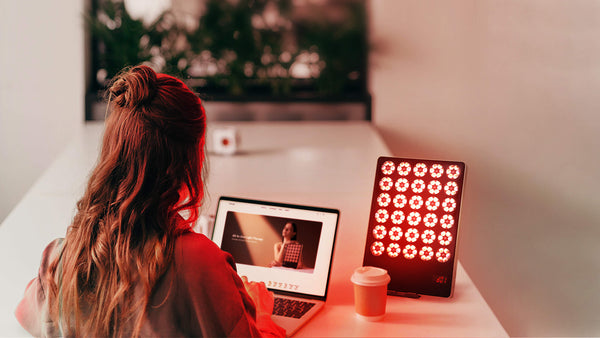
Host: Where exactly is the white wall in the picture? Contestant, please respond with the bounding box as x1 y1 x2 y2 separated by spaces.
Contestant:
370 0 600 336
0 0 85 223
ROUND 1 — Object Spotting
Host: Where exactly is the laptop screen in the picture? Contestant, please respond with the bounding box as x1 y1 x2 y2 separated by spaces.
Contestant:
211 196 339 299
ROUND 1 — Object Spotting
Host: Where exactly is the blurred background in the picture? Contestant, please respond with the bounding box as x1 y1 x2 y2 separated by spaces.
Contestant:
1 0 599 336
85 0 370 121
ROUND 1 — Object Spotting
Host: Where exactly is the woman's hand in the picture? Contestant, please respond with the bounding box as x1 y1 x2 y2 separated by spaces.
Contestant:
240 276 286 337
241 276 274 316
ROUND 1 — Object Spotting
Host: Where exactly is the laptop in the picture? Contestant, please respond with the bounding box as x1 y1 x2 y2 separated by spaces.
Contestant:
211 196 339 336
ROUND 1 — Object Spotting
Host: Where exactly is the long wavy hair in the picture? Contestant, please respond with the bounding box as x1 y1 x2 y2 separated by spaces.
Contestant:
45 65 206 337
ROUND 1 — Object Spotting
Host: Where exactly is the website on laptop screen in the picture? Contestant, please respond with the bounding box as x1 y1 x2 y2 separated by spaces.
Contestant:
211 197 339 298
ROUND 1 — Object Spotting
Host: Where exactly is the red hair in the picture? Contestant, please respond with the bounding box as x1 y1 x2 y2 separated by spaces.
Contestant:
46 65 206 336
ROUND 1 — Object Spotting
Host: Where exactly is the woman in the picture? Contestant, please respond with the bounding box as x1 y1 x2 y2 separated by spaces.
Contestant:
15 65 284 337
269 222 304 269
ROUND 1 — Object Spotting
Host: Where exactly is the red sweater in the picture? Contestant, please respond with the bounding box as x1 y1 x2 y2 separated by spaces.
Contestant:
16 232 284 337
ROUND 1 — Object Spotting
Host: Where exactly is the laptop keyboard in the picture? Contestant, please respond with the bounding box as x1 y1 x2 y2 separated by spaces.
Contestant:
273 297 315 318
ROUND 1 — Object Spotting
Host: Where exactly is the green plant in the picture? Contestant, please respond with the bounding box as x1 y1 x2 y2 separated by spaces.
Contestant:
87 0 152 80
88 0 367 98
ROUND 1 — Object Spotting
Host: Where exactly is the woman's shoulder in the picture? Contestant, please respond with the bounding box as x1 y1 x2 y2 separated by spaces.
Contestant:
173 231 233 270
175 231 220 256
39 238 64 272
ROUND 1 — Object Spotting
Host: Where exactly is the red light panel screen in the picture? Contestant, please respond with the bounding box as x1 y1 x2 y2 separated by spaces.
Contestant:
362 157 466 297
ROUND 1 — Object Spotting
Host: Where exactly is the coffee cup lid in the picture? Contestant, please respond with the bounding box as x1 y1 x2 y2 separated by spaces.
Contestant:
351 266 391 286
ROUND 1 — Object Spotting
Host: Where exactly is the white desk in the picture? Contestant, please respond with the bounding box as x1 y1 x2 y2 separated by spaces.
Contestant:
0 121 507 337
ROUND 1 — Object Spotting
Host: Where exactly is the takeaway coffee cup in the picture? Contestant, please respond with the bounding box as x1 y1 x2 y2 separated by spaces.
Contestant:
351 266 391 321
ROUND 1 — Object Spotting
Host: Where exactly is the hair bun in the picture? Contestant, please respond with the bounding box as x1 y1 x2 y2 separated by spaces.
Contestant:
109 65 158 108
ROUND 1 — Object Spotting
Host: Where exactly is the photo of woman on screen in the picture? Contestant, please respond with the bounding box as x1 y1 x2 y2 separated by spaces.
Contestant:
269 222 304 269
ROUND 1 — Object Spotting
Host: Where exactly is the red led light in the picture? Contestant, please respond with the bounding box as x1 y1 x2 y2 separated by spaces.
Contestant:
403 245 418 259
381 161 396 175
436 248 451 263
373 225 387 239
395 178 410 192
442 198 456 212
366 158 465 296
411 179 426 193
421 229 436 244
427 180 442 194
425 197 440 211
405 228 419 242
371 242 385 256
438 231 453 246
414 163 427 177
440 215 454 229
377 193 391 207
424 213 438 227
393 194 407 208
447 165 460 179
387 243 401 258
407 212 421 226
409 195 424 210
419 246 434 261
391 210 405 224
389 227 403 241
397 162 411 176
444 181 459 196
379 177 393 191
375 209 389 223
430 164 444 178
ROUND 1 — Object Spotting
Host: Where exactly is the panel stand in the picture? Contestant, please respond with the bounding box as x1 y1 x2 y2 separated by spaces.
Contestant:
388 290 421 299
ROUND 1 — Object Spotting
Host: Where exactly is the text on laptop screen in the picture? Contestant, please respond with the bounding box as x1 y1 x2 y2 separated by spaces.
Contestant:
211 197 339 298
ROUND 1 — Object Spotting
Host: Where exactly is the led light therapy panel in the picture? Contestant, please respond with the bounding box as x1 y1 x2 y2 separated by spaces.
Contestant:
362 157 466 297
